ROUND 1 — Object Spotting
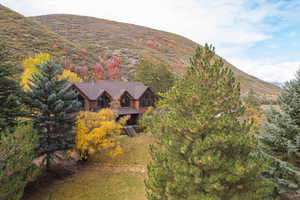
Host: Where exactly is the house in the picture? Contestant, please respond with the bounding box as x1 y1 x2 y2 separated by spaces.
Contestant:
66 81 156 125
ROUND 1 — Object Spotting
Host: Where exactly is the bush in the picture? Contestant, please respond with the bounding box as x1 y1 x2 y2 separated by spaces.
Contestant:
0 124 38 200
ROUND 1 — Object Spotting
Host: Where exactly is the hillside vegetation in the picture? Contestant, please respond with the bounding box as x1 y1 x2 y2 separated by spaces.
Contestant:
32 14 280 97
0 5 95 71
0 3 280 97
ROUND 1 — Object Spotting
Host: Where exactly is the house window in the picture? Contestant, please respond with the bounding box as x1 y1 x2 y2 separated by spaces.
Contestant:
121 93 131 107
140 90 154 107
78 94 85 108
98 94 111 108
71 88 85 109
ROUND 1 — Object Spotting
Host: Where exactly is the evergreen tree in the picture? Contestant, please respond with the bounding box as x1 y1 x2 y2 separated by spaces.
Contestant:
0 124 38 200
23 61 80 170
260 70 300 196
133 60 175 94
0 44 24 131
144 45 274 200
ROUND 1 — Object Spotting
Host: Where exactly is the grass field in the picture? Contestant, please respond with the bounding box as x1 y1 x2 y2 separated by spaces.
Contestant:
24 136 154 200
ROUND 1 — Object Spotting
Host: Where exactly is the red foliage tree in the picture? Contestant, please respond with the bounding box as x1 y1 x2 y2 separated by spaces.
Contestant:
92 64 104 82
50 43 122 82
146 40 154 47
80 49 89 55
103 56 121 80
78 66 88 77
51 43 58 49
63 47 70 52
108 68 120 80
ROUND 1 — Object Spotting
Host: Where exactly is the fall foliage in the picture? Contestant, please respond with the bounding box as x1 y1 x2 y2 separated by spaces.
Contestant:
58 69 83 82
56 43 122 82
21 53 82 90
21 53 50 90
138 38 165 51
75 109 128 159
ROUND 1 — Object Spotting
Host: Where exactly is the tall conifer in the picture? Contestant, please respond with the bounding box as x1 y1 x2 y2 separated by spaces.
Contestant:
0 44 24 131
23 61 80 170
260 70 300 196
0 124 38 200
144 45 274 200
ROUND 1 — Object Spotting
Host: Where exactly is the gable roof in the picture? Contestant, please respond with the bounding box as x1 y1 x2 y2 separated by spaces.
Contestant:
67 81 149 100
68 83 104 101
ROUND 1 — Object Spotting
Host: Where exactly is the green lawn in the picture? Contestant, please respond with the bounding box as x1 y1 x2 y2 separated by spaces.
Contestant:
26 170 146 200
24 136 154 200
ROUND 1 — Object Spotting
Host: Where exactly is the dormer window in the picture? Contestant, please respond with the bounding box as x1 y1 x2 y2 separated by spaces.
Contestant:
78 94 85 109
71 88 85 109
98 93 111 108
140 89 154 107
120 93 131 107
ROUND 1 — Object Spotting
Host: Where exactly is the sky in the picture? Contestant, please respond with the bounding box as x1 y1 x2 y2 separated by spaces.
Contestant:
1 0 300 83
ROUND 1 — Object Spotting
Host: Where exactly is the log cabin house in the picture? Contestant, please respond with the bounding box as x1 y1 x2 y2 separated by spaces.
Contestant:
66 81 156 126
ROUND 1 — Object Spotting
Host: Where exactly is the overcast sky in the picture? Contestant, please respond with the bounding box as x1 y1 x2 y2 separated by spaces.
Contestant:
1 0 300 83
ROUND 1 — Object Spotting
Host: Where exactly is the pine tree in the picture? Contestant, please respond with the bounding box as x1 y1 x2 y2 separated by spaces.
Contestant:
260 70 300 196
0 124 38 200
0 44 24 131
23 61 80 170
144 45 274 200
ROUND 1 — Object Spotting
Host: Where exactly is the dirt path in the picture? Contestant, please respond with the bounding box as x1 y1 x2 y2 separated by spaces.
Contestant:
83 164 147 173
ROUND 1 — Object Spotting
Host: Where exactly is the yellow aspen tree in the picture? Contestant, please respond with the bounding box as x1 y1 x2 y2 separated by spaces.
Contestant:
21 54 82 90
21 53 50 90
75 109 128 159
57 69 82 82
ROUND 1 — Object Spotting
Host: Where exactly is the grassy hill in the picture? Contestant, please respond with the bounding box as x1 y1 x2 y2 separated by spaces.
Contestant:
0 4 280 97
31 14 280 97
0 4 95 71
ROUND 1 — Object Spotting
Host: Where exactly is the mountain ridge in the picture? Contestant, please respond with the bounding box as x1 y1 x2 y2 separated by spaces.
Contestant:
0 4 280 98
31 14 280 98
0 4 96 71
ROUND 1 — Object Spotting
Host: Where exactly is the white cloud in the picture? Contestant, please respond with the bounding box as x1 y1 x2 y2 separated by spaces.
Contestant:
0 0 299 82
229 58 300 83
0 0 271 46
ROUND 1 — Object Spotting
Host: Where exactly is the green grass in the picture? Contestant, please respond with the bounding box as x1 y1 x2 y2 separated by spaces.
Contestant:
91 135 154 165
24 136 154 200
26 171 146 200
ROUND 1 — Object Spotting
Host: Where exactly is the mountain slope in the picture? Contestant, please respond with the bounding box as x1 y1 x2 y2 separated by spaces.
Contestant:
0 5 95 71
31 14 280 98
0 3 279 97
